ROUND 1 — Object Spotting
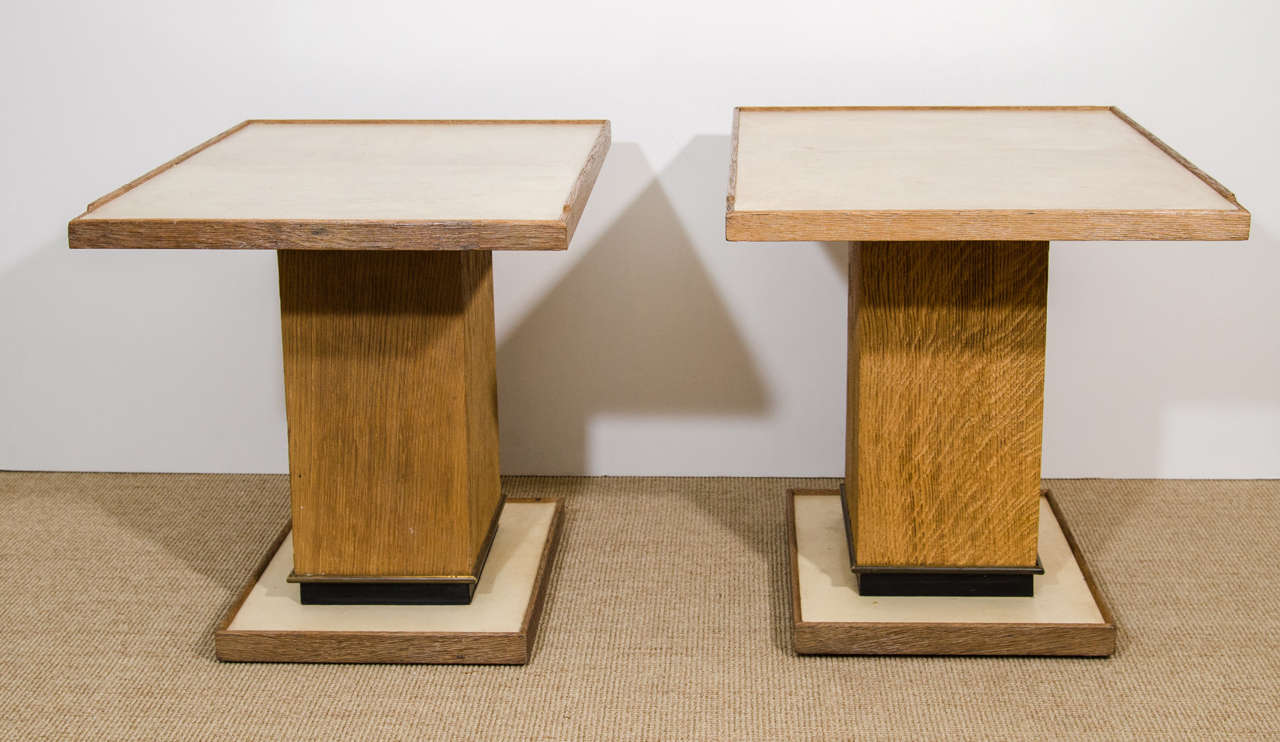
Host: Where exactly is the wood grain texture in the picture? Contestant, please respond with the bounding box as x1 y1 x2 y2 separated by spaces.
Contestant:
727 208 1248 242
724 105 1250 242
847 241 1047 568
214 498 563 664
279 249 501 580
69 219 571 252
68 119 611 252
464 252 502 552
793 620 1115 657
561 121 611 243
787 489 1116 657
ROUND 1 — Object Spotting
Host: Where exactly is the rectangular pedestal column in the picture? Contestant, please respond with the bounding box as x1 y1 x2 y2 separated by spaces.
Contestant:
278 249 502 602
845 241 1048 585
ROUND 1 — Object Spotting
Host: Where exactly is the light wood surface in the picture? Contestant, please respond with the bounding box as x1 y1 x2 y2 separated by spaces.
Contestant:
847 241 1047 568
279 249 502 581
215 499 562 664
726 106 1248 241
69 119 610 251
789 490 1115 656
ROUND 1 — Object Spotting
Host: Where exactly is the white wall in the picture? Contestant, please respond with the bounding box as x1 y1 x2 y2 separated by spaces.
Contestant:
2 0 1276 477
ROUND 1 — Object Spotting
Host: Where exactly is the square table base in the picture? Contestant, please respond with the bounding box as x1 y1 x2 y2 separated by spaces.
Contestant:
215 498 561 664
788 489 1115 657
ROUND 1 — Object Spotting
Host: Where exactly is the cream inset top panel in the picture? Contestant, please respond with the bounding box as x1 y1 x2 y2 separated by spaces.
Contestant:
733 109 1235 212
89 121 606 221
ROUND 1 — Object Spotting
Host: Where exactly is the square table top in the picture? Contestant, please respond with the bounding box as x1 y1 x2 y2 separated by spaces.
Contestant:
726 107 1248 242
69 119 610 251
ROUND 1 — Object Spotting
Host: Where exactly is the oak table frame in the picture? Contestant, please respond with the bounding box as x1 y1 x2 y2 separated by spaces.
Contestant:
726 106 1249 656
69 119 610 663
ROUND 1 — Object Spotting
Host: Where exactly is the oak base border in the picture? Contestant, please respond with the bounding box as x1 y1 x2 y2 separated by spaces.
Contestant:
214 497 562 664
788 489 1116 657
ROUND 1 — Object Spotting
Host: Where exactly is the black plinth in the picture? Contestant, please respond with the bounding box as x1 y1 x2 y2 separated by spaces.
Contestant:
298 580 478 605
854 565 1042 598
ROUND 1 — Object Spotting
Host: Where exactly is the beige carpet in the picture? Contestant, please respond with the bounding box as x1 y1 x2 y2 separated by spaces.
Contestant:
1 473 1277 740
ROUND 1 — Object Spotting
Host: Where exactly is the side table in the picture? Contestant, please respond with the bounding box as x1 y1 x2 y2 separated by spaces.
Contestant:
70 119 610 663
726 106 1248 655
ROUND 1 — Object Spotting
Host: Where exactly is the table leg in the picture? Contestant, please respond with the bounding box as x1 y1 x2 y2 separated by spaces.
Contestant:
277 249 501 604
845 241 1048 596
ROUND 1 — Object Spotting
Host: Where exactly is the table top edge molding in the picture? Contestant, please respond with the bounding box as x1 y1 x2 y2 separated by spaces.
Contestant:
68 218 573 251
725 105 1249 243
735 104 1115 113
1107 106 1244 209
84 119 253 213
561 120 611 243
245 118 611 126
69 118 611 252
725 207 1250 242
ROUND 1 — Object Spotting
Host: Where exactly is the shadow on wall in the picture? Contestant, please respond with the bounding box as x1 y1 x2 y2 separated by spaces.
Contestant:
497 138 770 474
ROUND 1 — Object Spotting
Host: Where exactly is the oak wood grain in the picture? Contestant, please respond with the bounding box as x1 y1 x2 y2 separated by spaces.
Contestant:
561 121 611 242
787 489 1116 657
463 251 502 552
726 208 1248 242
70 219 571 252
847 241 1048 568
793 619 1116 657
279 249 501 580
